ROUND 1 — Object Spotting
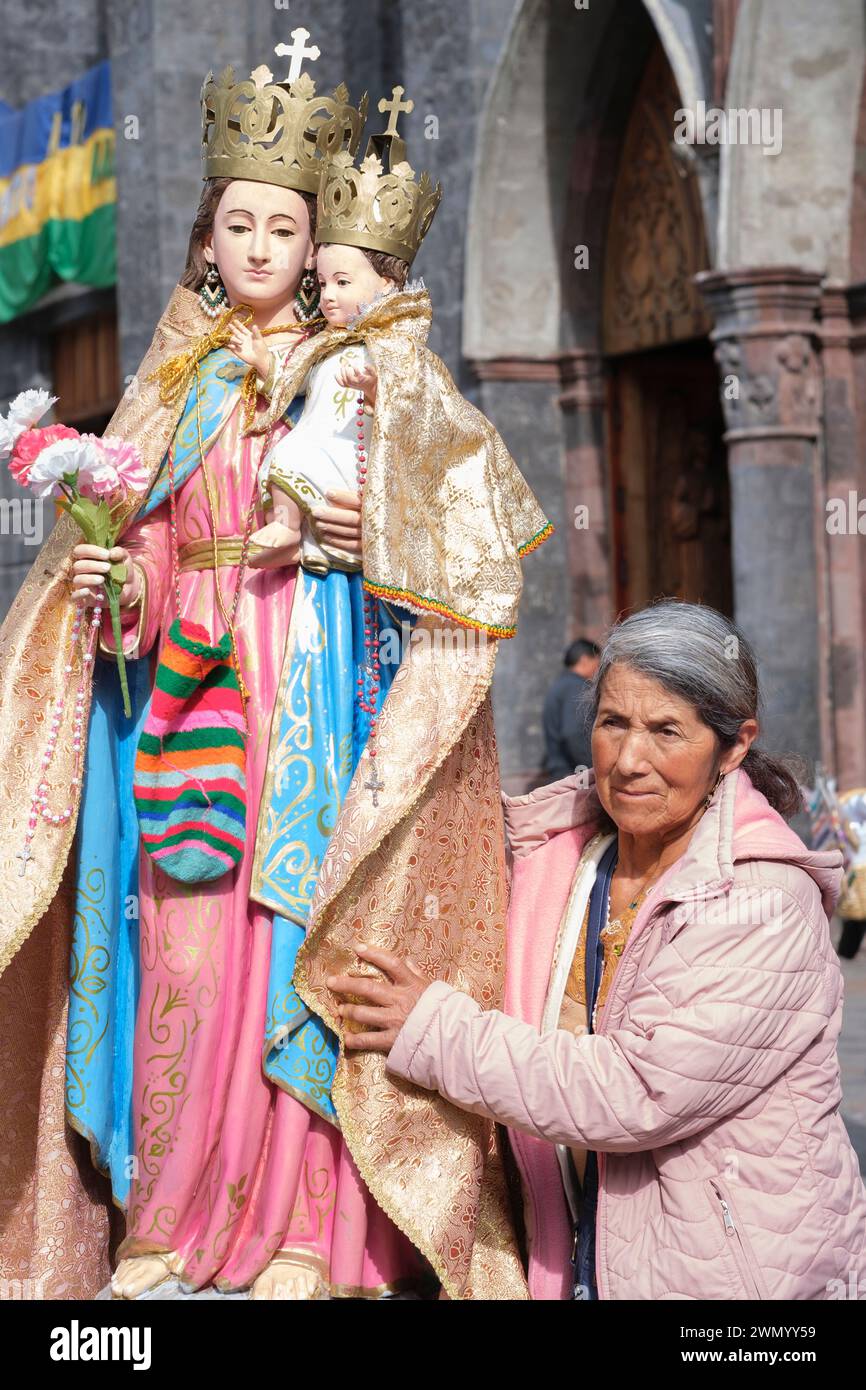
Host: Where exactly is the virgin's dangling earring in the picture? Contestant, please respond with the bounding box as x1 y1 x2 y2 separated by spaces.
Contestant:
295 267 319 323
200 261 227 318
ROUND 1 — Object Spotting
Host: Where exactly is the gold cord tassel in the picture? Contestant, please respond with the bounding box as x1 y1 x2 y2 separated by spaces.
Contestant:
148 304 253 408
240 367 260 432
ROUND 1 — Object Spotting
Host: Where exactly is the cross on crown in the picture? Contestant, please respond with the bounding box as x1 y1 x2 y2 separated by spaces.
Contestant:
274 26 321 84
378 85 414 137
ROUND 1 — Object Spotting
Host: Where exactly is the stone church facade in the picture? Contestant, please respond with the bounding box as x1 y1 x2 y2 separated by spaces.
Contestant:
2 0 865 792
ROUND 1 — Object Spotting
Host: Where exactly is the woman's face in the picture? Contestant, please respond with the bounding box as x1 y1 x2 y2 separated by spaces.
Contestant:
204 179 313 313
591 664 755 842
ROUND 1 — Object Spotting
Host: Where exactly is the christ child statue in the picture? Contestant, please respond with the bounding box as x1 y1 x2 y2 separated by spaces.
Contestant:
228 245 398 573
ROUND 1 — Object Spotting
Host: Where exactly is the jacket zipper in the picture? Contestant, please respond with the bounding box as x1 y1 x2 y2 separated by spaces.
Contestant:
708 1179 764 1300
592 901 665 1300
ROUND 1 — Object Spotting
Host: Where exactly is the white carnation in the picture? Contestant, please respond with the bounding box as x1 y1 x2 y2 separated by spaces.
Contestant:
4 389 57 439
26 437 104 499
0 416 15 459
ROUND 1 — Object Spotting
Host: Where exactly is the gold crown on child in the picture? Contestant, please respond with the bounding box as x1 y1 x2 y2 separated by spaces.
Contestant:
316 86 443 264
201 27 368 194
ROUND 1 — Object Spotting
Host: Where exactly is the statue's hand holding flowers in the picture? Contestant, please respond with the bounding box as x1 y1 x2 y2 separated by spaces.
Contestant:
1 389 149 717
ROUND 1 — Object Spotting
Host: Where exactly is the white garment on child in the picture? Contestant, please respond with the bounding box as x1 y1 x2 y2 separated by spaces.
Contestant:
260 343 373 573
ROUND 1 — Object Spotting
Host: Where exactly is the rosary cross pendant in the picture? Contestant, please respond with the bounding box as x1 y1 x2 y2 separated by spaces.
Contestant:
364 766 385 807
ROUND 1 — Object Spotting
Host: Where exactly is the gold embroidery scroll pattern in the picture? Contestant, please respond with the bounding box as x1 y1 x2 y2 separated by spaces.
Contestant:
266 1021 338 1113
65 867 110 1116
130 882 221 1227
256 651 327 920
288 1161 336 1241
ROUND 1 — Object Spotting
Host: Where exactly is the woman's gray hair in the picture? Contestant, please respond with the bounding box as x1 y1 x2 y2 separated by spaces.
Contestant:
590 600 804 818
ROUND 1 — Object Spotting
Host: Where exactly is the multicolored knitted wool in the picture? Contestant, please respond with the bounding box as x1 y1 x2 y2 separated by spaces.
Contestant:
133 617 247 883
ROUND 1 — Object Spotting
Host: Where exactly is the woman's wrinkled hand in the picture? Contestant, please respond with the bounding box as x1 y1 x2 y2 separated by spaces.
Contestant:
311 488 363 557
69 544 140 607
327 945 431 1052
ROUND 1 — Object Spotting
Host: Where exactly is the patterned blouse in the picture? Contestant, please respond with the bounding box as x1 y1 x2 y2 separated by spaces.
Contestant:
558 880 653 1189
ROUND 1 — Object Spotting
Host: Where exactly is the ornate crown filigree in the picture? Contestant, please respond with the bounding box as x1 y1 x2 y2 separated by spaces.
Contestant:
201 27 368 194
316 86 443 264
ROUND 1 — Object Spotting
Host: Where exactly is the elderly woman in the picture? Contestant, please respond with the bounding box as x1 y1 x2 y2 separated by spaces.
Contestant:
328 601 866 1300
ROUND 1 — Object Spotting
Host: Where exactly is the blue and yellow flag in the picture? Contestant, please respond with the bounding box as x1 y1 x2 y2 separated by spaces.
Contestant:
0 60 115 322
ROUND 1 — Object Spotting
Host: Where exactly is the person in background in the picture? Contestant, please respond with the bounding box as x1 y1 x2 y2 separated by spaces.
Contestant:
542 638 601 782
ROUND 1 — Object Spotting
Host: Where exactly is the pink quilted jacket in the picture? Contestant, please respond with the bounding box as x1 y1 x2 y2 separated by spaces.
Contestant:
388 768 866 1300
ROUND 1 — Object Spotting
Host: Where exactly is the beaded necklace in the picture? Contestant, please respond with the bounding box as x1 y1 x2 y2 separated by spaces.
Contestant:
168 327 316 734
352 388 383 804
16 604 98 874
589 874 659 1030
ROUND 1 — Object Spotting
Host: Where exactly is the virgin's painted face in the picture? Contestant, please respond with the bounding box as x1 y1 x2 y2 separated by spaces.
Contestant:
591 664 725 842
205 179 313 313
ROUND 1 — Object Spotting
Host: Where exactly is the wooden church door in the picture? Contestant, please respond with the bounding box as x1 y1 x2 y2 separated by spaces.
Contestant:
602 43 732 615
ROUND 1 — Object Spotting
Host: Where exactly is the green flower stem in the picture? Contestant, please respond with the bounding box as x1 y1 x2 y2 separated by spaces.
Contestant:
104 576 132 718
58 490 133 719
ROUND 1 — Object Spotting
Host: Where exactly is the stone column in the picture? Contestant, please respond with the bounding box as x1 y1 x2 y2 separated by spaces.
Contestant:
557 349 611 641
696 268 827 770
108 0 252 380
819 282 866 785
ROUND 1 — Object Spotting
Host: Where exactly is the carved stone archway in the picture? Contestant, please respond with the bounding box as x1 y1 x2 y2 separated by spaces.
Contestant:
602 45 712 356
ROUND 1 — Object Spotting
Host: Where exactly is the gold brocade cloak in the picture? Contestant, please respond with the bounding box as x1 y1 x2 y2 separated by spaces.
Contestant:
255 287 547 1299
256 284 553 637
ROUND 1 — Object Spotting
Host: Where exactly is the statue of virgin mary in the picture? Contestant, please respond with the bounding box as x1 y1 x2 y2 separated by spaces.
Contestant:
0 33 546 1302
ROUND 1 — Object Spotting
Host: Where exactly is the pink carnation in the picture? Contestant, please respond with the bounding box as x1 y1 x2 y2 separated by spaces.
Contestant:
9 424 80 486
87 434 149 495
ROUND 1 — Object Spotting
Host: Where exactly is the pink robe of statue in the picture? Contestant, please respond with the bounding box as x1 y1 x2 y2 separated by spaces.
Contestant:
101 398 425 1295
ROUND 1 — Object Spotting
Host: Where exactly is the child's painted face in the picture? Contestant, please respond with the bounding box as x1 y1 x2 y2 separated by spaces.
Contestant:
316 244 395 326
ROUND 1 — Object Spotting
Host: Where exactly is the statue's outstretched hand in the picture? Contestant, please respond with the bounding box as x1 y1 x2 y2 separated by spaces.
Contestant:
336 359 378 408
226 320 272 381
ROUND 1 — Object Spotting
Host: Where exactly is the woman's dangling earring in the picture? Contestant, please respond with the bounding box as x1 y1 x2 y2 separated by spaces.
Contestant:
704 769 724 810
200 261 227 318
295 267 320 323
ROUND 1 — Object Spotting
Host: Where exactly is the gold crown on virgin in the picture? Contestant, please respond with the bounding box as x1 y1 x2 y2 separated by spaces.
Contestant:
201 27 368 194
316 86 443 264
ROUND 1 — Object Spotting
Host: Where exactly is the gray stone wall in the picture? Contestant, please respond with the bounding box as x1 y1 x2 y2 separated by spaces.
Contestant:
479 376 571 789
0 0 106 609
